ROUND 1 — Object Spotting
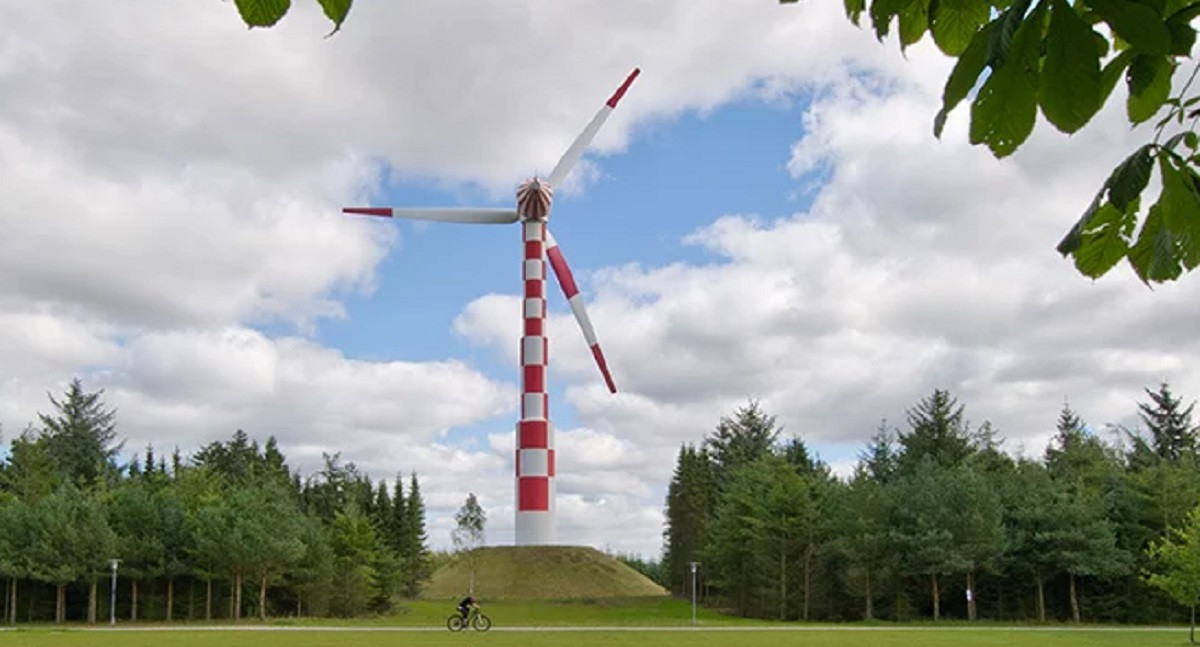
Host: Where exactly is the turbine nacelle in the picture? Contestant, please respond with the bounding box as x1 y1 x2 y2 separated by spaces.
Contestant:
517 177 554 222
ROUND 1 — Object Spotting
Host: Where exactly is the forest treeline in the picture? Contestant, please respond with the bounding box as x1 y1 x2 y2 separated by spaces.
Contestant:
661 386 1200 623
0 379 432 624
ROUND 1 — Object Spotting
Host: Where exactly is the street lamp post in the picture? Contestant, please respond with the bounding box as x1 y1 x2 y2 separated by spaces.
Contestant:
108 559 120 626
688 561 700 625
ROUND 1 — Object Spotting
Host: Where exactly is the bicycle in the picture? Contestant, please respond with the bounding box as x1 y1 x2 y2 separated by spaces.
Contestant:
446 606 491 632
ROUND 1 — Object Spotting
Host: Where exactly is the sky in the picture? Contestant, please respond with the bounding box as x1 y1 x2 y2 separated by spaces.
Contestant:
1 1 1198 559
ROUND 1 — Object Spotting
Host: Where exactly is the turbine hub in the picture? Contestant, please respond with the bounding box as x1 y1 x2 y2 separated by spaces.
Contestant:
517 177 553 222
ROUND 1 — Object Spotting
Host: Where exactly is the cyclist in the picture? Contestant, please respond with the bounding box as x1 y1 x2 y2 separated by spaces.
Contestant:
456 595 478 622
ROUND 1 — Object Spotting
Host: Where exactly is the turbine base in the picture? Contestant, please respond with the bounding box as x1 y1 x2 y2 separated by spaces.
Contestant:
515 510 556 545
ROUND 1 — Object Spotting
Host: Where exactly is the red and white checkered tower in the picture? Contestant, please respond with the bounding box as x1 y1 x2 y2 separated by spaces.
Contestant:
344 69 638 545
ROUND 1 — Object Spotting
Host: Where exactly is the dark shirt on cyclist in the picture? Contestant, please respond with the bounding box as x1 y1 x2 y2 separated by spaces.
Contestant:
457 596 477 619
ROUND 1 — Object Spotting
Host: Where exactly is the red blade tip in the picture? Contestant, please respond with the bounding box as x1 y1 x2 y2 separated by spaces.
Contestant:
605 68 641 108
591 345 618 393
342 207 394 217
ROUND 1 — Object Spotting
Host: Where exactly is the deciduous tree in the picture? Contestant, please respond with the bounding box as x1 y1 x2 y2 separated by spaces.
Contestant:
1147 504 1200 643
452 493 487 596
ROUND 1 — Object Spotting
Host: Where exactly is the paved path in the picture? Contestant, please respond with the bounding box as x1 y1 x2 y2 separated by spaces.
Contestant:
5 624 1177 633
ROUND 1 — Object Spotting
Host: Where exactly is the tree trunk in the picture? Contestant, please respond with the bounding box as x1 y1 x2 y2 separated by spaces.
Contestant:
966 571 976 621
234 570 243 621
259 572 268 621
778 545 787 621
1190 604 1195 644
1069 573 1080 623
803 542 813 621
131 579 138 622
56 584 65 624
205 576 212 621
166 578 174 622
864 569 874 621
1035 575 1045 622
7 578 14 625
88 577 97 624
931 573 940 621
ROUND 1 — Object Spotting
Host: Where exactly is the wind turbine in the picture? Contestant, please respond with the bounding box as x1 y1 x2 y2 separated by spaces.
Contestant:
344 68 639 545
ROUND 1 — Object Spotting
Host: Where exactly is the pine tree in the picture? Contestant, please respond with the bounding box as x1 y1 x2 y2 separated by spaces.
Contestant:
400 473 430 597
1004 459 1058 621
1138 383 1199 462
1045 404 1114 496
662 444 715 596
261 437 293 488
388 476 406 553
371 481 391 538
890 458 968 621
705 400 779 487
192 430 258 485
829 467 894 620
858 420 898 483
326 504 382 617
28 484 116 623
38 378 122 489
704 455 816 618
142 444 157 482
1043 406 1130 622
896 389 972 475
782 436 828 479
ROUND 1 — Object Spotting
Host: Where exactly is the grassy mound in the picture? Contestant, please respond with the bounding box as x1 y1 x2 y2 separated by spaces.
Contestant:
421 545 669 601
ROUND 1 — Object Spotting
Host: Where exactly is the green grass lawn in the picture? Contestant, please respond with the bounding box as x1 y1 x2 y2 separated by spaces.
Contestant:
0 598 1189 646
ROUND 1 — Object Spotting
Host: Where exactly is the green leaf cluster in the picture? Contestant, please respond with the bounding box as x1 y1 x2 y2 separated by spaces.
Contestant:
233 0 351 34
782 0 1200 283
1059 138 1200 282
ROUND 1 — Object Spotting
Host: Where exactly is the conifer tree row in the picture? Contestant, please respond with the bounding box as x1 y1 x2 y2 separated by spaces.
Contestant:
663 389 1200 623
0 379 433 623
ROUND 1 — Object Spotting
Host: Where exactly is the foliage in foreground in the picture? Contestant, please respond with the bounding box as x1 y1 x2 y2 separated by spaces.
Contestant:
783 0 1200 285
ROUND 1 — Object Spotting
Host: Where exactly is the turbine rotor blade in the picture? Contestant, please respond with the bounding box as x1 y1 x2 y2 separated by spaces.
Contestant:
342 207 519 225
546 68 640 189
545 230 617 393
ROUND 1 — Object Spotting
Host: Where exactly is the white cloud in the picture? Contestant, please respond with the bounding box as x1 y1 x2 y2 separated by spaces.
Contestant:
3 326 515 458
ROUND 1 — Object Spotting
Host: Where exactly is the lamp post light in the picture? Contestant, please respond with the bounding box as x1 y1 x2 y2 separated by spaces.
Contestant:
108 559 120 626
688 561 700 625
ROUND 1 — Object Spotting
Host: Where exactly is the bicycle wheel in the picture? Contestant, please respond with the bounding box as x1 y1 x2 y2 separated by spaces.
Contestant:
447 614 465 631
473 613 492 632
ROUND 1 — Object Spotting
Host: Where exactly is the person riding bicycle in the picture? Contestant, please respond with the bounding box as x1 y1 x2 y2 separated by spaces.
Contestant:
456 595 478 621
